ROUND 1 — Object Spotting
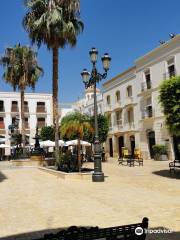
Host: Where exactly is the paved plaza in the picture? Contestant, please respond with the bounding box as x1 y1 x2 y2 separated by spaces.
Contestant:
0 160 180 239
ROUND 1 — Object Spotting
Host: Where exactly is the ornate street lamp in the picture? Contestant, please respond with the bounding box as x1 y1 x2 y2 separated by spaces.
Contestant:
81 48 111 182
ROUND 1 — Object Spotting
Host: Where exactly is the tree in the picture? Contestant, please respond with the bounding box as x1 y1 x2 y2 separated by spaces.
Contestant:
159 76 180 135
40 126 55 141
84 114 109 144
60 112 93 171
0 44 43 154
23 0 84 161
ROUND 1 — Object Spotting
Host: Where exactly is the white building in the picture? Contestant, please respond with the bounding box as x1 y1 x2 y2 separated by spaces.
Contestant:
0 92 53 155
72 86 103 116
103 34 180 160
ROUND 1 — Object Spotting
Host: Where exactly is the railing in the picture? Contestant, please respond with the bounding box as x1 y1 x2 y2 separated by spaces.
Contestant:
25 124 29 129
114 119 123 132
142 106 153 119
0 122 5 129
36 107 46 113
125 97 133 106
114 101 121 109
0 107 5 112
104 104 112 112
37 122 45 128
163 70 176 80
141 81 152 92
24 107 29 112
35 218 149 240
11 106 19 112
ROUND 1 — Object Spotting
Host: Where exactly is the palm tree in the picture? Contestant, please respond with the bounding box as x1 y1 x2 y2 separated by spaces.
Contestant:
23 0 84 160
0 44 43 154
61 117 93 171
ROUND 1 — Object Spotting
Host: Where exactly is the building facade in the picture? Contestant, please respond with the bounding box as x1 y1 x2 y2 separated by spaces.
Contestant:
72 86 103 116
0 92 53 154
103 35 180 160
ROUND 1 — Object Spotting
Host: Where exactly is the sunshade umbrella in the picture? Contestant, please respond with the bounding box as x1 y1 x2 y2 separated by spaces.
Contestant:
66 140 91 146
40 140 55 147
0 144 10 148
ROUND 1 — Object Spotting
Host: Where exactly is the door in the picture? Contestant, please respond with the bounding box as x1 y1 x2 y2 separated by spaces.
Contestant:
148 131 156 158
173 135 180 160
130 135 135 157
109 138 113 157
118 136 124 157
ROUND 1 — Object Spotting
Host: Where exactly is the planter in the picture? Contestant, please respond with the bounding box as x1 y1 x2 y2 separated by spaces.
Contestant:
154 154 168 161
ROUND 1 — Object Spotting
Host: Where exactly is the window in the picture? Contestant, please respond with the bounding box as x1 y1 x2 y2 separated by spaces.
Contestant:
24 101 29 112
127 86 132 97
127 108 134 123
167 58 175 78
37 102 46 113
107 95 111 105
116 110 122 125
0 117 5 129
116 91 120 102
11 101 18 112
107 114 112 127
144 70 151 89
37 118 45 128
25 118 29 129
0 101 4 112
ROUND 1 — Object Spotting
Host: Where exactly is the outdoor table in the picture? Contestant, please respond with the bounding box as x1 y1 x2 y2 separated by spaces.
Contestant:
126 156 135 167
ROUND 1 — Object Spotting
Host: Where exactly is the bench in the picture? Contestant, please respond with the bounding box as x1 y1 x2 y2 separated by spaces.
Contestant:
169 160 180 173
118 157 143 167
35 217 149 240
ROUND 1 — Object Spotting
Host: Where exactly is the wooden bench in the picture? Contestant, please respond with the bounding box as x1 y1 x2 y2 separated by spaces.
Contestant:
35 217 149 240
169 160 180 173
118 157 143 167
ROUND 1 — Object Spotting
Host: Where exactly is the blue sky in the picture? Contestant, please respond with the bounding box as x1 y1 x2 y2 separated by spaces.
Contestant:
0 0 180 103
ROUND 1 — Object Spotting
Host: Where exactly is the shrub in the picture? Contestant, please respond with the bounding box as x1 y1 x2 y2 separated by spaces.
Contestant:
56 151 79 172
152 145 167 155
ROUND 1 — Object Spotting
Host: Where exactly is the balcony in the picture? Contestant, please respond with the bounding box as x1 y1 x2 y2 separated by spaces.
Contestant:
114 119 123 132
142 105 153 119
124 122 135 131
0 106 5 116
36 106 46 114
124 97 134 107
141 81 152 92
104 104 112 113
11 106 19 113
163 70 176 80
114 101 121 110
24 106 29 113
0 122 5 129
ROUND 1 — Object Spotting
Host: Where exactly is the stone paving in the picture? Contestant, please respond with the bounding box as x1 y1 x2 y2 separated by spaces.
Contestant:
0 159 180 239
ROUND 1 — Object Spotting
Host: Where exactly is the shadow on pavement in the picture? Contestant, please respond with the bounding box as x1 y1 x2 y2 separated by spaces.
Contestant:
146 227 180 240
0 226 95 240
0 171 7 182
152 170 180 179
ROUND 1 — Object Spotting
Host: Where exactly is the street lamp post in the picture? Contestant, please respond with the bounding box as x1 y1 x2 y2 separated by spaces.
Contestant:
8 114 20 147
81 48 111 182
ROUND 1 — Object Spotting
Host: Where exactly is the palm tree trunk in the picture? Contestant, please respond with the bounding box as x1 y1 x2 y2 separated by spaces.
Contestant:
52 47 60 161
21 90 26 155
77 137 81 172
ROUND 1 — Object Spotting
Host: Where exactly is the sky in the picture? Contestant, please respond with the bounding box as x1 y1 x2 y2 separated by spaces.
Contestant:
0 0 180 103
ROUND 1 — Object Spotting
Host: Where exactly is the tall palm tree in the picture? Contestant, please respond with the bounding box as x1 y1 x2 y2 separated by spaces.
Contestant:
23 0 84 160
61 118 93 171
0 44 43 154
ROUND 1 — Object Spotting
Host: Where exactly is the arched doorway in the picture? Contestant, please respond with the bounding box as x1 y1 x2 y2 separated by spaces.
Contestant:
147 131 156 158
109 138 113 157
130 135 135 157
118 136 124 157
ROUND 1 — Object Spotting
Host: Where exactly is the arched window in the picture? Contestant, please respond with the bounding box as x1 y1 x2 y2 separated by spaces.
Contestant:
107 95 111 105
127 86 132 97
116 90 120 102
